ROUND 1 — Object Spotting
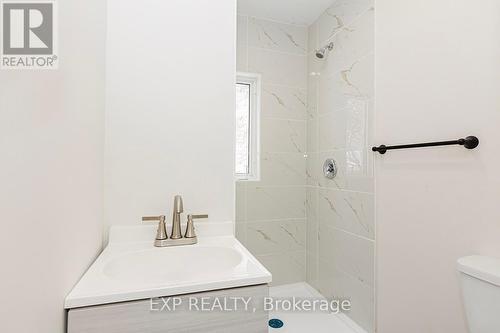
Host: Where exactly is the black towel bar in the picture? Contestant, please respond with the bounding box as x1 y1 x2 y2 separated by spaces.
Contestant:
372 136 479 154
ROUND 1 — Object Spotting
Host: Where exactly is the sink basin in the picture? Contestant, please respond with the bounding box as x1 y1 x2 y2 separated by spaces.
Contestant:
65 222 272 309
103 246 244 285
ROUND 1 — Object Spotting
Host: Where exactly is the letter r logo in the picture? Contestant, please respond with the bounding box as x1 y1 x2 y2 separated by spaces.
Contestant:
2 2 53 54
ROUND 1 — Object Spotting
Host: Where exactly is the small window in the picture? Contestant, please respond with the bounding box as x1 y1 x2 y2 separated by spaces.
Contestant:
235 73 260 180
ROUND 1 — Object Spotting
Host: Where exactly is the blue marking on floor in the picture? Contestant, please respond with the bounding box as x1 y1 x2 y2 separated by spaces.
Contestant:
269 318 284 329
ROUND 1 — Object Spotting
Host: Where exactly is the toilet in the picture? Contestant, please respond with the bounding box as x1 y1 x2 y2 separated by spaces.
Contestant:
457 255 500 333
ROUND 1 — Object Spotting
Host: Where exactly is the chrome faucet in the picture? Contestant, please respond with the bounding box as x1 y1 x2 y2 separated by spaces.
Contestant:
142 195 208 247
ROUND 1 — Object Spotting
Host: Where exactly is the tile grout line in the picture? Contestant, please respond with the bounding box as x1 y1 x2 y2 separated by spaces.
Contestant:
321 222 375 243
305 184 374 195
245 14 309 29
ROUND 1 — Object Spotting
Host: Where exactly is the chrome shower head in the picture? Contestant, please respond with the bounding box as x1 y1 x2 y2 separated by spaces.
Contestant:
315 42 334 59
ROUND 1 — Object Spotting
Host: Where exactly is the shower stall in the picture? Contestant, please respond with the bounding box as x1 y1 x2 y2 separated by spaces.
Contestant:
235 1 375 332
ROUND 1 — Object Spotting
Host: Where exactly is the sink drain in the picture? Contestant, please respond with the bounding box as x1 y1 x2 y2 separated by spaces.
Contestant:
269 318 284 329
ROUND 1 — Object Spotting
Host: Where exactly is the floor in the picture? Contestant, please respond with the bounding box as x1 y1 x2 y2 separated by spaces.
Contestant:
268 283 366 333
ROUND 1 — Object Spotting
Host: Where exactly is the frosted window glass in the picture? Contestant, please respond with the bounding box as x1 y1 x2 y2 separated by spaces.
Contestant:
235 83 250 175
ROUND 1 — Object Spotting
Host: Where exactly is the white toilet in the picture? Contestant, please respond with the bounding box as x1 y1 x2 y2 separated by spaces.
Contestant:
457 255 500 333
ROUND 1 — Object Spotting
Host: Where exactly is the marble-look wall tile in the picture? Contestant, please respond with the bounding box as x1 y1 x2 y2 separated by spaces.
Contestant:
311 8 374 80
260 152 306 186
318 110 348 150
262 84 307 120
306 148 374 191
306 75 318 118
306 186 319 224
319 100 370 151
329 8 374 70
236 15 308 288
306 188 319 287
261 118 306 153
316 220 375 332
308 21 318 53
306 74 319 154
248 47 307 88
317 10 345 45
237 16 248 71
246 219 306 255
316 258 334 301
248 17 307 55
317 258 374 332
318 223 374 286
257 251 306 286
307 118 318 154
318 188 374 239
235 181 247 222
331 265 374 332
340 53 374 101
306 152 321 187
307 4 374 331
317 0 374 45
235 222 247 247
306 252 319 291
317 149 374 193
318 54 374 115
316 255 338 300
246 185 305 221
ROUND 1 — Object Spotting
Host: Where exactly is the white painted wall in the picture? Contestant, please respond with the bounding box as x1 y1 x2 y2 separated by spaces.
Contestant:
0 0 106 332
105 0 236 235
375 1 500 332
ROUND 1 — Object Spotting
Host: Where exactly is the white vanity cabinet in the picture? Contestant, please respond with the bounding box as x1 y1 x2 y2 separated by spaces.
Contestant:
68 284 269 333
65 226 272 333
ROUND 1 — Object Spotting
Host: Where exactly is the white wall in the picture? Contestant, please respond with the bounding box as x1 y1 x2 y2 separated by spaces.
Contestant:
105 0 236 234
0 0 106 332
375 1 500 332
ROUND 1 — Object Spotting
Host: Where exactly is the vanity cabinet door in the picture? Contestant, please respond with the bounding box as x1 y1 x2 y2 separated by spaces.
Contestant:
67 284 268 333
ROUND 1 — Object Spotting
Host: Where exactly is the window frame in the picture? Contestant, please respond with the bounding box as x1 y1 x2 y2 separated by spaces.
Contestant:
235 72 261 181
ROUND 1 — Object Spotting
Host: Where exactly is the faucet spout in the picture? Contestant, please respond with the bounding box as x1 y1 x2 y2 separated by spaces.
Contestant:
170 195 183 239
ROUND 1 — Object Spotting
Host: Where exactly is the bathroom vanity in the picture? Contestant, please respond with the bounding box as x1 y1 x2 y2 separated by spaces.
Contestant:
65 223 272 333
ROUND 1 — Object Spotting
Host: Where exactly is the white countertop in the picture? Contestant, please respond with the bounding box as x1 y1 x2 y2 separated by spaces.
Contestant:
65 222 272 309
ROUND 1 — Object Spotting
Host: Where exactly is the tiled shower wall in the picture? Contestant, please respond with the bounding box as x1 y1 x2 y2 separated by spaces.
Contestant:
235 2 375 331
235 16 308 285
306 1 375 332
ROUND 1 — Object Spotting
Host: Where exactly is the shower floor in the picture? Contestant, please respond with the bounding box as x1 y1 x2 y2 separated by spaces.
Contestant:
268 283 366 333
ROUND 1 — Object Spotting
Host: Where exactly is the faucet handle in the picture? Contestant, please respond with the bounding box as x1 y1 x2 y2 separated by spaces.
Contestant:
190 214 208 219
142 216 164 221
142 215 168 240
184 214 208 238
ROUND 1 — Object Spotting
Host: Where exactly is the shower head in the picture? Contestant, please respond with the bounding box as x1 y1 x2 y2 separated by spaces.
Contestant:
315 42 334 59
315 50 325 59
